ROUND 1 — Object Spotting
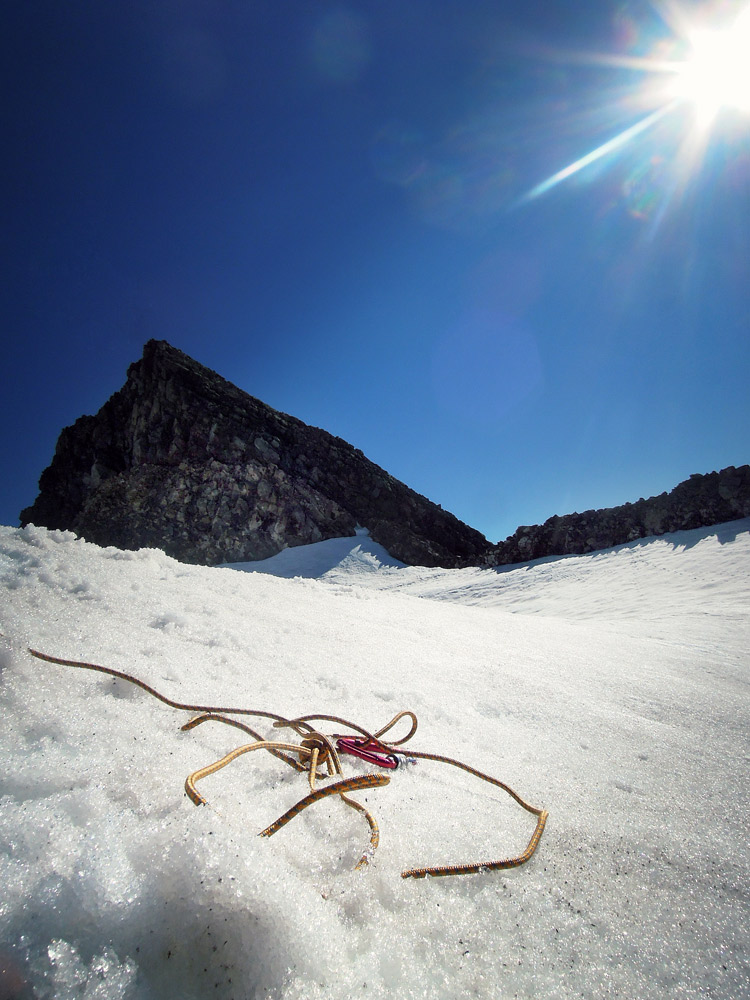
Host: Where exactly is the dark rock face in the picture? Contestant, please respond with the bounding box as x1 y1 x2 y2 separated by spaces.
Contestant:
20 340 491 567
486 465 750 566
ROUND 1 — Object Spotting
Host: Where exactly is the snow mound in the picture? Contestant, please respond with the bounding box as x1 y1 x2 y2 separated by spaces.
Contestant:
225 529 405 578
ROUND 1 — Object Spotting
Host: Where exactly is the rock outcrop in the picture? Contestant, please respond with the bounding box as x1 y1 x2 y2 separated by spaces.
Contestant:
486 465 750 566
20 340 491 567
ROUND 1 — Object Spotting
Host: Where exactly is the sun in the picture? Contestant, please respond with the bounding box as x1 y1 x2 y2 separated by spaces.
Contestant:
520 2 750 207
667 6 750 121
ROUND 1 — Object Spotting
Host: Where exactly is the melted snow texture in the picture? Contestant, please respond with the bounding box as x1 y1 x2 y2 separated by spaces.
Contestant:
1 520 748 999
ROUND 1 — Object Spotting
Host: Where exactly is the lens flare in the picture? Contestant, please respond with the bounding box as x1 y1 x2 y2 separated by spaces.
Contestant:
522 2 750 207
520 103 677 203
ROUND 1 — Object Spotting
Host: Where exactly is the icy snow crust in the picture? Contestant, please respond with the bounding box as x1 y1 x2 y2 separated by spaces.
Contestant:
1 521 748 999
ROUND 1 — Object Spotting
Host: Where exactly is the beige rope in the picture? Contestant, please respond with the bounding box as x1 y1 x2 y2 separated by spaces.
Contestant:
28 647 547 878
181 713 307 772
181 713 382 862
399 749 548 878
185 740 313 806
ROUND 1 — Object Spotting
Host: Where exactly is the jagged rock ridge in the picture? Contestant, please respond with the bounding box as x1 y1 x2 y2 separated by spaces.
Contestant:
486 465 750 566
20 340 491 567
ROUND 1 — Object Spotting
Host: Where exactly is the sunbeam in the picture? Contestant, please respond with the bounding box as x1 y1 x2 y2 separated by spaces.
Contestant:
520 102 678 203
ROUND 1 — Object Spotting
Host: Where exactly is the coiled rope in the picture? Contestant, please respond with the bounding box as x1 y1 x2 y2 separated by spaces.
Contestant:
28 647 547 878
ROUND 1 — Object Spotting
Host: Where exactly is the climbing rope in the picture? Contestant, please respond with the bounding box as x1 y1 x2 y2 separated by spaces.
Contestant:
27 647 547 878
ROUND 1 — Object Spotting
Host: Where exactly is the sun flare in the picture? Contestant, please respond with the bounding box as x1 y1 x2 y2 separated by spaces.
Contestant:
668 7 750 120
522 2 750 207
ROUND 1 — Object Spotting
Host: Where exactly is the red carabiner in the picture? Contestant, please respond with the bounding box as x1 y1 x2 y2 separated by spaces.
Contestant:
336 736 399 769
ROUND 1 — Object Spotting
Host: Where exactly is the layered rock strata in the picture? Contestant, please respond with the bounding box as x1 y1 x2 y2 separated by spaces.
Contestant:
487 465 750 566
20 340 491 567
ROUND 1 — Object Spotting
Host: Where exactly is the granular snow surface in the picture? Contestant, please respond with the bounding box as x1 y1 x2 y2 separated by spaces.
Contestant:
1 519 748 999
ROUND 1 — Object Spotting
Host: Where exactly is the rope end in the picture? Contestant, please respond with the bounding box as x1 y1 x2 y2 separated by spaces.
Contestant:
185 780 207 807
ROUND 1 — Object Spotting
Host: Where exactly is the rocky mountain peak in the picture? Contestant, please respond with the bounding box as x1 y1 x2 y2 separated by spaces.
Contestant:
20 340 491 567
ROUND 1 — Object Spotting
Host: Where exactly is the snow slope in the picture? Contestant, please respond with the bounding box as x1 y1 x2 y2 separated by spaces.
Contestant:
1 520 748 999
244 521 750 631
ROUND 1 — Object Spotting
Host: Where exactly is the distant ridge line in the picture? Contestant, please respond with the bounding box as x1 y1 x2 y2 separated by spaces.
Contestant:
486 465 750 566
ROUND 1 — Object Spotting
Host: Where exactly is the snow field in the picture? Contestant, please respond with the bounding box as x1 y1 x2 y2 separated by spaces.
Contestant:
1 521 748 998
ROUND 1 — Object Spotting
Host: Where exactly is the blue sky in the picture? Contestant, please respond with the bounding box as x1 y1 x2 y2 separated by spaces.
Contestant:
2 0 748 543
